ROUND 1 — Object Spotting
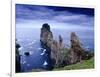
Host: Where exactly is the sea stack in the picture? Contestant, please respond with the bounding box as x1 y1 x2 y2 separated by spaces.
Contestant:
40 23 61 66
69 32 84 64
40 23 53 46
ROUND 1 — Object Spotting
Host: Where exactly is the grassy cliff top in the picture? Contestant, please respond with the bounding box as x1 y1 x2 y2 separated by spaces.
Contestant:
53 58 94 71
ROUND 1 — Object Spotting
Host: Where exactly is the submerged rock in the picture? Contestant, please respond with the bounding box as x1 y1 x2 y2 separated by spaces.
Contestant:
24 52 30 56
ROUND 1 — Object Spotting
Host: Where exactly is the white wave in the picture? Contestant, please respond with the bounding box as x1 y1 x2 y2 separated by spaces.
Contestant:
29 51 33 55
43 61 48 66
40 49 46 55
43 49 46 53
18 47 23 51
28 40 36 46
40 53 44 55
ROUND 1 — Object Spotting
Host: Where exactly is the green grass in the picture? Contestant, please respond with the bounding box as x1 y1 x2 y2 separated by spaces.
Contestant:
53 58 94 71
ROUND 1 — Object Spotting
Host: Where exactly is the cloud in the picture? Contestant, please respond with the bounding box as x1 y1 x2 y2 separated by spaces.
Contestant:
16 4 94 27
16 4 54 19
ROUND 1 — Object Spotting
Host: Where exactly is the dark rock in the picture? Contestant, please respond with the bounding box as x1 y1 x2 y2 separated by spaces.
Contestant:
15 41 21 73
24 52 30 56
16 42 20 49
40 23 53 45
42 23 50 31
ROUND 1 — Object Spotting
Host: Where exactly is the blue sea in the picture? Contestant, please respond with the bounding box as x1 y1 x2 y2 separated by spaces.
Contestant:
16 27 94 72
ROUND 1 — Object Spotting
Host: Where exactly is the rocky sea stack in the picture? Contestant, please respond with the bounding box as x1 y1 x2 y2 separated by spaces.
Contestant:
40 23 62 67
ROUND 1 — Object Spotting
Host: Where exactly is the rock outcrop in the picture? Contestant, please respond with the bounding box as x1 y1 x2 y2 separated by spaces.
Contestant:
16 40 21 73
40 23 63 67
68 32 85 64
40 23 53 45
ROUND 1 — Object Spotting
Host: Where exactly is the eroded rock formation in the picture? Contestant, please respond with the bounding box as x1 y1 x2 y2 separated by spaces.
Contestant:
68 32 85 64
40 23 63 67
40 23 53 45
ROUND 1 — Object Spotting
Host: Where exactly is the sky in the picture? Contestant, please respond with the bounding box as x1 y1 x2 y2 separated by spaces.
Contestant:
16 4 94 30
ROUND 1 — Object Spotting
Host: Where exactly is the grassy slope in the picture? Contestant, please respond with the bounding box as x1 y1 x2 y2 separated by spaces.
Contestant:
53 58 94 71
